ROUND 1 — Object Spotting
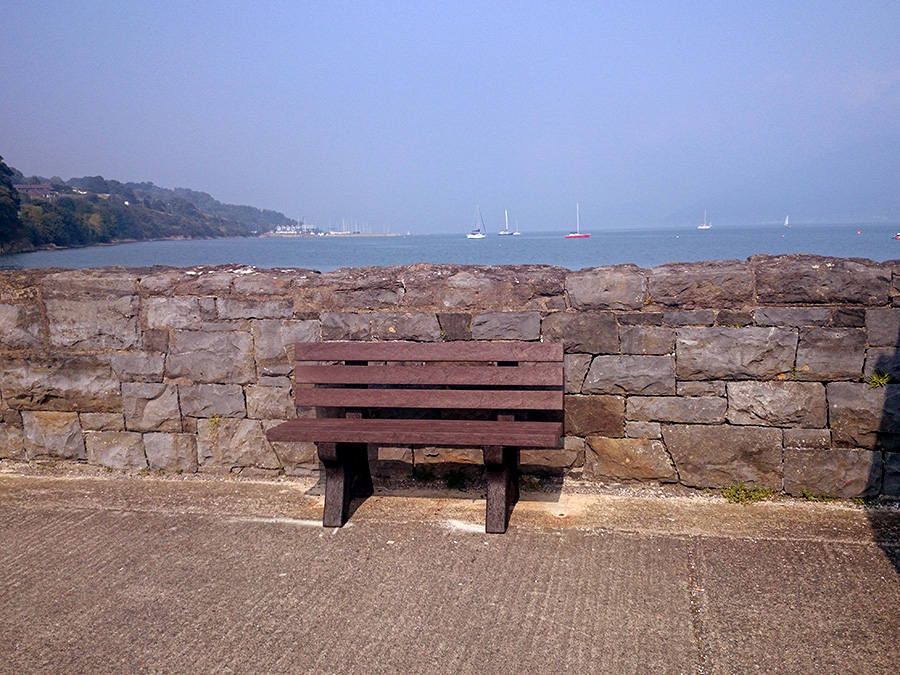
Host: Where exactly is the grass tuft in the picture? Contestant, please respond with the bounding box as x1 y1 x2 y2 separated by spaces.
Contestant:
720 483 775 504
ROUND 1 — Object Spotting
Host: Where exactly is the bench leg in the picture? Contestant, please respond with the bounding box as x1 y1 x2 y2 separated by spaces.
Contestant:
484 446 520 534
317 442 374 528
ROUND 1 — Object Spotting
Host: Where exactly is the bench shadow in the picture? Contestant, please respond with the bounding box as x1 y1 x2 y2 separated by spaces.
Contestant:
869 336 900 574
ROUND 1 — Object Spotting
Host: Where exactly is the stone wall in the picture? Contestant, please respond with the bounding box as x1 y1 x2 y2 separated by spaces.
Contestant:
1 255 899 498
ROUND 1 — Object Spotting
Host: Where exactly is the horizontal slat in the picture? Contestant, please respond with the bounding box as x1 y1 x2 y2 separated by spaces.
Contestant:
295 364 563 387
296 341 563 363
295 387 563 410
267 418 563 448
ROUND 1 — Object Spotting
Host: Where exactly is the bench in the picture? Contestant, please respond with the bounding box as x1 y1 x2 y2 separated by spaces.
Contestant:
266 341 565 533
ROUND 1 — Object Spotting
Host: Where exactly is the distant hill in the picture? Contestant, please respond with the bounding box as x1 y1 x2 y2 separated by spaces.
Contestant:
1 165 297 254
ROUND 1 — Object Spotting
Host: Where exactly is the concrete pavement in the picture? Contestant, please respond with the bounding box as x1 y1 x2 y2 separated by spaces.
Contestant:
1 470 898 674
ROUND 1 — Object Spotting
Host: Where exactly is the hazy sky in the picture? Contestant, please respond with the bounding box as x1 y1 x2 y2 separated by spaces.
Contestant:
3 1 899 232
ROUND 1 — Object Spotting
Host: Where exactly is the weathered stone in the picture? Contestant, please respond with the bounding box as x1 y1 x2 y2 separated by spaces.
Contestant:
268 433 320 477
0 357 121 412
122 383 181 432
662 310 715 326
293 267 405 310
542 312 618 353
231 269 304 296
716 310 754 327
521 439 581 473
726 382 827 428
22 411 85 460
197 418 281 470
144 297 205 329
179 384 246 418
0 303 43 349
85 431 147 470
583 356 675 395
676 327 797 380
567 265 646 310
584 437 677 482
216 298 293 320
564 395 624 436
628 396 726 424
79 412 125 431
46 296 139 349
252 319 319 376
143 433 198 473
648 260 753 309
471 312 541 340
864 348 900 382
0 423 26 459
320 312 370 341
371 313 441 341
245 386 295 420
42 270 137 299
625 421 661 439
794 328 866 381
437 313 471 341
143 329 169 353
885 453 900 496
783 428 831 449
677 381 726 397
662 424 783 489
784 448 882 498
827 382 900 449
866 308 900 347
752 255 890 305
618 312 664 325
165 331 255 383
413 447 483 474
754 307 832 327
619 326 674 355
564 354 591 394
108 353 165 382
832 307 866 327
139 267 234 296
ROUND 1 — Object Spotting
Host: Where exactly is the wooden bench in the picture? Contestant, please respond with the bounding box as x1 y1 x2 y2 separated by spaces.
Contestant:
266 341 564 533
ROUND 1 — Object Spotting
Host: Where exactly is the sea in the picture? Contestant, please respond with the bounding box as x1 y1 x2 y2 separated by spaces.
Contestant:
2 222 900 272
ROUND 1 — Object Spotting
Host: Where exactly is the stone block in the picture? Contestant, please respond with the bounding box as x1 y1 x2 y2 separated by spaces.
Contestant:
320 312 370 341
0 357 121 412
252 319 319 376
726 382 827 427
783 428 831 449
885 453 900 496
231 269 302 295
676 327 797 380
828 382 900 449
564 354 592 394
79 412 125 431
413 447 483 477
716 310 753 327
542 311 618 353
752 254 890 305
864 348 900 382
437 313 472 341
677 381 727 397
662 424 783 489
144 297 204 330
122 383 181 432
619 326 675 355
564 395 624 436
215 298 293 319
471 312 541 340
179 384 246 418
0 303 42 349
866 309 900 346
166 331 255 383
372 445 414 479
42 270 137 299
662 310 715 326
85 431 147 470
0 424 26 460
139 268 233 296
22 411 85 460
647 260 754 309
108 353 165 382
521 441 581 474
566 266 647 310
293 267 405 310
269 435 320 477
754 307 832 327
784 448 882 498
245 386 295 420
144 433 198 473
794 328 866 381
618 312 664 325
832 307 866 327
46 296 139 349
625 421 661 439
584 436 677 482
371 313 442 341
197 418 281 470
583 355 675 395
628 396 727 424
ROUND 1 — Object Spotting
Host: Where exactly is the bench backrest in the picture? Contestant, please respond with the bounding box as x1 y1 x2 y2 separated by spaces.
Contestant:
293 341 564 414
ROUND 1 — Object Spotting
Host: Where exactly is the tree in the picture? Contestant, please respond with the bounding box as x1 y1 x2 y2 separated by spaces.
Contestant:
0 155 25 248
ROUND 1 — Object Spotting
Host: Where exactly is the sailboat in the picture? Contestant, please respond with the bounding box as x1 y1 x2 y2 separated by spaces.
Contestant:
466 206 486 239
784 215 790 227
698 211 711 229
498 210 520 235
565 203 590 238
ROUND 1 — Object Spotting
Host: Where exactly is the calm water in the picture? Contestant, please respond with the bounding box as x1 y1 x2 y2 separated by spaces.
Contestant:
2 223 899 272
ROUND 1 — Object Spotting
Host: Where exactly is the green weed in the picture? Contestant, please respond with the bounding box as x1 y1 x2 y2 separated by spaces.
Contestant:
801 489 834 502
720 483 775 504
865 369 892 388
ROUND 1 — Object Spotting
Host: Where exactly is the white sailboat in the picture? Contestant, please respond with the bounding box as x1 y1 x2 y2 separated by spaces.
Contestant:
784 215 790 227
698 211 711 229
565 203 590 238
466 206 486 239
498 210 520 235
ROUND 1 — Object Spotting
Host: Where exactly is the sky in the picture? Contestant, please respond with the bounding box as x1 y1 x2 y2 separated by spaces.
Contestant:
2 1 899 232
